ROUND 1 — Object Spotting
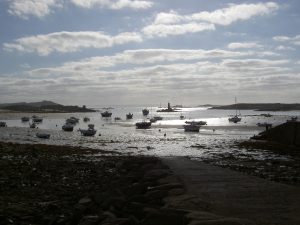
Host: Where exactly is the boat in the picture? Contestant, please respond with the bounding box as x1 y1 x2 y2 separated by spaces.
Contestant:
142 108 149 116
156 102 179 112
36 133 50 139
183 123 201 132
21 117 30 122
228 97 241 123
32 117 43 123
287 116 298 122
101 111 112 117
180 114 185 120
0 122 7 127
114 117 121 121
30 123 37 128
150 116 163 123
185 120 207 125
126 113 133 119
83 117 90 122
62 123 74 132
257 122 272 128
79 124 97 136
135 121 151 129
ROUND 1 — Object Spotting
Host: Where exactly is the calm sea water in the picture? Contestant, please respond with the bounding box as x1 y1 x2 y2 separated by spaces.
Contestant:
0 106 299 160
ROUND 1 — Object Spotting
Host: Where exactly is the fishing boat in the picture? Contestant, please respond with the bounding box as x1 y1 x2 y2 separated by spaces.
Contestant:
142 108 149 116
101 111 112 117
0 122 7 127
183 123 201 132
79 124 97 136
228 97 241 123
36 133 50 139
185 120 207 125
62 123 74 132
136 121 151 129
126 113 133 119
21 117 30 122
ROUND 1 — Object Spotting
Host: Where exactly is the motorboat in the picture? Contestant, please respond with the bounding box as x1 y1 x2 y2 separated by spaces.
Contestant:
32 117 43 123
150 116 163 123
136 121 151 129
101 111 112 117
183 124 200 132
21 117 30 122
142 108 149 116
0 122 7 127
126 113 133 119
185 120 207 125
62 123 74 132
36 133 50 139
79 124 97 136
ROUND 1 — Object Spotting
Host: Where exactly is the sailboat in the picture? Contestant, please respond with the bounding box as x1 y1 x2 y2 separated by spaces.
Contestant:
228 97 242 123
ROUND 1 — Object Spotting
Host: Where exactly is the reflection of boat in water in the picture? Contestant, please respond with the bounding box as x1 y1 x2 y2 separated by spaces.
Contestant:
126 113 133 119
101 111 112 117
21 117 30 122
62 123 74 132
183 123 201 132
142 108 149 116
136 121 151 129
79 124 97 136
0 122 7 127
36 133 50 139
150 116 163 123
185 120 207 125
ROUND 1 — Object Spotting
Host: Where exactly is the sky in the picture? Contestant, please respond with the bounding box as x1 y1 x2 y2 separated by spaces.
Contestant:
0 0 300 106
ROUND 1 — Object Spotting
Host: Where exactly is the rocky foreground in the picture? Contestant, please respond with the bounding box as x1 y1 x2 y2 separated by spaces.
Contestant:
0 142 253 225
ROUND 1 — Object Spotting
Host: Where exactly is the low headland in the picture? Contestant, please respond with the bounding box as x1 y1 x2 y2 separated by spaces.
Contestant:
210 103 300 111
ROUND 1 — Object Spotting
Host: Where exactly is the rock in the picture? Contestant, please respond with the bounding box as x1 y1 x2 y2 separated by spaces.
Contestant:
78 197 92 205
145 189 168 200
188 218 254 225
168 188 185 196
185 211 221 221
164 195 211 211
158 175 180 184
141 209 186 225
144 169 170 181
147 183 183 191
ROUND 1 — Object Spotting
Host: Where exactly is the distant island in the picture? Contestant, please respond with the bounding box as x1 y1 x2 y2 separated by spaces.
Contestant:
0 101 96 113
210 103 300 111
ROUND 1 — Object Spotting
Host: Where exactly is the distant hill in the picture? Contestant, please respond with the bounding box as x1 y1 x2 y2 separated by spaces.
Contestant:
0 101 96 113
210 103 300 111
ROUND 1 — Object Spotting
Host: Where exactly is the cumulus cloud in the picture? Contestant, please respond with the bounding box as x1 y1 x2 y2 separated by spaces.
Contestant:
273 35 300 46
70 0 153 10
143 2 279 37
228 42 263 49
3 31 142 56
7 0 63 19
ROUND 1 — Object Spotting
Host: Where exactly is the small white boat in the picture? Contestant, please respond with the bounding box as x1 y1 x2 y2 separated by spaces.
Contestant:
36 133 50 139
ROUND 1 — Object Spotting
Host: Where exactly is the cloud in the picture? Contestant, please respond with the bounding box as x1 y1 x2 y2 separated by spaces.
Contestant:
70 0 153 10
3 31 142 56
275 45 295 51
228 42 263 49
143 2 279 37
7 0 63 19
273 35 300 46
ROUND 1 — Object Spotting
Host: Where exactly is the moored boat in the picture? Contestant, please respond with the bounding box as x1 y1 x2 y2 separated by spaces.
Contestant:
36 133 50 139
29 123 36 128
136 121 151 129
83 117 90 122
79 124 97 136
101 111 112 117
185 120 207 125
62 123 74 132
0 121 7 127
183 123 200 132
32 117 43 123
126 113 133 119
142 108 149 116
21 117 30 122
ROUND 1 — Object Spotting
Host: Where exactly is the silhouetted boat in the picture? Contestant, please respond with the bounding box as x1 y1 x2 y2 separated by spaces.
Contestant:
21 117 30 122
183 123 200 132
32 117 43 123
101 111 112 117
62 123 74 131
0 122 7 127
36 133 50 139
136 121 151 129
79 124 97 136
185 120 207 125
228 97 241 123
126 113 133 119
142 108 149 116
